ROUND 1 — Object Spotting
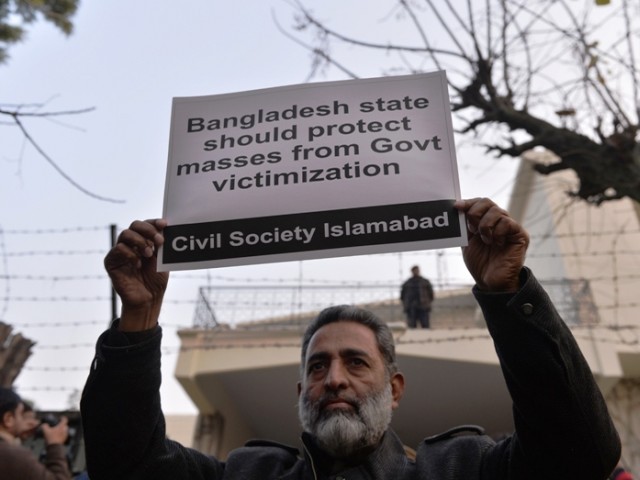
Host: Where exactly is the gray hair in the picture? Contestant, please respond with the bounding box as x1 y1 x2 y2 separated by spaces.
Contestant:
300 305 398 378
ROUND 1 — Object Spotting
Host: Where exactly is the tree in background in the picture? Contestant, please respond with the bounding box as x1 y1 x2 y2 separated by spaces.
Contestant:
288 0 639 205
0 322 34 388
0 1 78 392
0 0 122 202
0 0 79 64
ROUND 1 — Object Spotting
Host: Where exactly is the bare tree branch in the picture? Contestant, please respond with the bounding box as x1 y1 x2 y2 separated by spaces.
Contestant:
284 0 640 206
272 8 359 80
1 106 125 203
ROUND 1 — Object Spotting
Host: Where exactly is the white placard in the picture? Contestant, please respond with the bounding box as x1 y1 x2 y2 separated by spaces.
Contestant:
160 72 466 271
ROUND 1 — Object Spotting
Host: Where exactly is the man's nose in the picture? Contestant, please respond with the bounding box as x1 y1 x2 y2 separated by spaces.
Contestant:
324 361 348 390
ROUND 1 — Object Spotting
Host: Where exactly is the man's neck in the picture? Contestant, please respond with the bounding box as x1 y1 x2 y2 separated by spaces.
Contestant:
302 431 383 475
327 446 377 474
0 429 17 444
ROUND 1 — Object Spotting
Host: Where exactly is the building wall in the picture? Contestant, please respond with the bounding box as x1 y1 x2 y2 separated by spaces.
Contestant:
513 152 640 329
511 152 640 474
606 378 640 474
165 414 197 447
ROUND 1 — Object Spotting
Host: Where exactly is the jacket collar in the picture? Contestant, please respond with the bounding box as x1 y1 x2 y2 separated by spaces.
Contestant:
300 429 410 480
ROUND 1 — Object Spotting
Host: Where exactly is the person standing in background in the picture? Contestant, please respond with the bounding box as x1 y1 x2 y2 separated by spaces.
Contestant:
401 265 434 328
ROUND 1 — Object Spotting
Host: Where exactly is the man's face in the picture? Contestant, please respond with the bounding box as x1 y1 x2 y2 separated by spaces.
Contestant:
19 409 39 440
297 321 404 457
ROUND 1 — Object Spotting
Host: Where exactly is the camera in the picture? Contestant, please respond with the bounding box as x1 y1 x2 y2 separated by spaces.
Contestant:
23 410 86 475
35 413 77 443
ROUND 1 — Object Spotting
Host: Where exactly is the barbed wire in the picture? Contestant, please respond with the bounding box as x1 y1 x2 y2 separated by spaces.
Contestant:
14 321 640 352
1 224 637 238
0 296 198 304
2 226 110 234
2 271 638 285
16 324 640 381
3 296 638 311
24 365 88 372
0 228 9 319
3 248 639 262
35 343 95 350
17 386 79 392
8 300 639 406
7 319 188 329
5 249 105 257
2 222 639 404
0 274 105 281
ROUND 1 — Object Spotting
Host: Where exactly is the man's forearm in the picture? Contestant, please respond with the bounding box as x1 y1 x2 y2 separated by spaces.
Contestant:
476 267 620 479
42 444 72 479
81 325 165 479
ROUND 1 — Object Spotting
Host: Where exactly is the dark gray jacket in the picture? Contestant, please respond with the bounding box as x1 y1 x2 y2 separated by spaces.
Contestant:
400 276 434 311
81 268 620 479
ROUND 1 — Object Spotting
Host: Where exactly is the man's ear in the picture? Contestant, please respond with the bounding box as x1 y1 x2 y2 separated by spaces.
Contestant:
1 410 14 429
390 372 405 409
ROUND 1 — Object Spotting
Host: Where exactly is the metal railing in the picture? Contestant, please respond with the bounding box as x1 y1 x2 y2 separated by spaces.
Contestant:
193 283 403 328
192 277 598 329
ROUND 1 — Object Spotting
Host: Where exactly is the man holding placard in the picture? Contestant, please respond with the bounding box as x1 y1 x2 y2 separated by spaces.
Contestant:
81 197 620 480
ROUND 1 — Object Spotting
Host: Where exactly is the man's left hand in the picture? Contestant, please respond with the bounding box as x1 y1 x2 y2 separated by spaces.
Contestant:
454 198 529 292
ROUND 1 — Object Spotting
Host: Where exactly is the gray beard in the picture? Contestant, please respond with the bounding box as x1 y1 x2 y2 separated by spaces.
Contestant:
298 384 393 458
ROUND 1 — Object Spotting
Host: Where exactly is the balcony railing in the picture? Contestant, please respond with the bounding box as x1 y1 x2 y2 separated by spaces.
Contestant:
192 277 598 329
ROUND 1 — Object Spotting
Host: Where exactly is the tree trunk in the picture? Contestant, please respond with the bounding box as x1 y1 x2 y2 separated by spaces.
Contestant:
0 322 35 387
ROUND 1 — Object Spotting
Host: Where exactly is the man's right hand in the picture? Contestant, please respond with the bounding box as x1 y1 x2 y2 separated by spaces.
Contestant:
104 219 169 332
41 416 69 446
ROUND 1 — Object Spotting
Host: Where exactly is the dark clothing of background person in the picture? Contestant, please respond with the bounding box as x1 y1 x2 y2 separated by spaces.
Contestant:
81 268 621 480
401 269 434 328
0 437 71 480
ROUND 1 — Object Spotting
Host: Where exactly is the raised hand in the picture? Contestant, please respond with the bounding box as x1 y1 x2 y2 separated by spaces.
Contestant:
104 219 169 331
454 198 529 292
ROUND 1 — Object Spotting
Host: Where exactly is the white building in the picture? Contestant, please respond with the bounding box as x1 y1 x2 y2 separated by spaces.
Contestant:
509 151 640 472
173 151 640 472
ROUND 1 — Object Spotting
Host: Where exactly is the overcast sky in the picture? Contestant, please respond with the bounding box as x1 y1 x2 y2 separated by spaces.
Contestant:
0 0 518 412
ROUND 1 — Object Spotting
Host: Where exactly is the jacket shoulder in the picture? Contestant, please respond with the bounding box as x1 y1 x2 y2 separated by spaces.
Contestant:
422 425 486 444
243 439 300 456
415 426 496 477
224 439 302 478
